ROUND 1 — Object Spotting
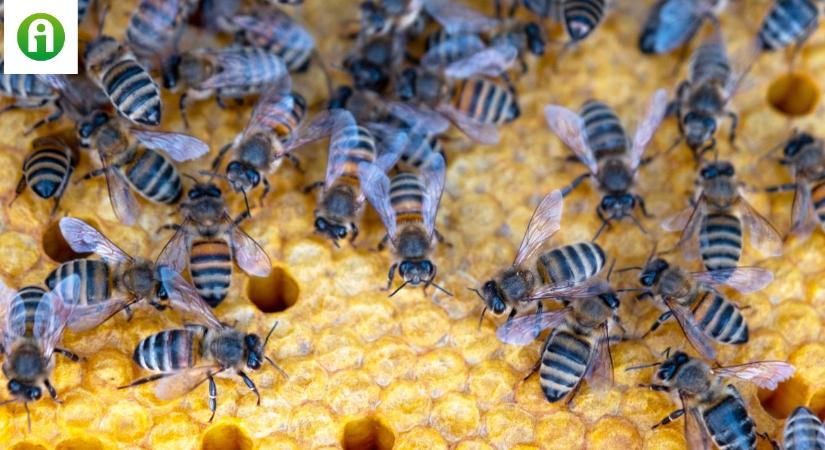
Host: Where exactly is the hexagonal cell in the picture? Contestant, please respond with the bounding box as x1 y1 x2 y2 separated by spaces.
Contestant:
42 218 98 263
247 266 300 313
55 436 104 450
767 72 820 116
11 443 48 450
342 417 395 450
201 423 253 450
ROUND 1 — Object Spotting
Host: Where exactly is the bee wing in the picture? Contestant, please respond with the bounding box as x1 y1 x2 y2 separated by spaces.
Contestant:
0 278 15 320
583 325 614 390
159 267 222 328
737 194 783 257
244 76 295 138
35 274 80 358
227 215 272 277
421 34 486 70
387 102 451 135
59 217 132 264
1 281 22 350
436 103 500 145
665 298 717 360
422 0 500 34
103 158 139 226
201 48 287 90
689 267 773 294
663 200 706 260
131 130 210 162
286 109 355 155
444 44 518 79
513 189 564 267
683 400 712 450
713 361 795 390
421 152 447 236
790 181 817 241
306 110 359 189
154 365 221 401
544 105 598 174
495 307 571 345
530 280 612 301
67 296 137 332
642 0 707 54
629 88 668 169
357 162 397 238
371 127 407 174
156 221 191 275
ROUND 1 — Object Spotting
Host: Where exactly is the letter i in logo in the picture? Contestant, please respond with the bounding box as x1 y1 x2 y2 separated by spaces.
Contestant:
17 13 66 61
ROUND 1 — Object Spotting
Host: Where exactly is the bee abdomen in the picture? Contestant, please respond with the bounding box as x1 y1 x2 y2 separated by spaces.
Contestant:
694 291 748 344
563 0 605 42
784 406 825 450
333 125 376 184
690 40 731 86
390 173 424 225
133 329 195 372
699 213 742 273
811 182 825 225
10 286 49 336
703 388 757 450
580 100 628 157
0 64 53 99
537 242 606 285
23 146 74 199
103 59 162 126
399 133 444 170
126 0 182 58
190 239 233 307
123 148 183 204
757 0 819 52
539 330 590 402
46 259 111 307
452 78 519 126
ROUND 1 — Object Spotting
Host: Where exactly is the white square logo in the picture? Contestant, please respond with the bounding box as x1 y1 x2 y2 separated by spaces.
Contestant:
4 0 78 74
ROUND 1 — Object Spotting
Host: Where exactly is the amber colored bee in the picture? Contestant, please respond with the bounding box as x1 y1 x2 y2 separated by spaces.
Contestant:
11 135 78 215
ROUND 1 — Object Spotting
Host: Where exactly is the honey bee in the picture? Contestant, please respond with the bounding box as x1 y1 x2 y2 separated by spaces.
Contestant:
84 35 164 127
125 0 198 66
784 406 825 450
11 135 78 215
227 7 319 74
639 351 793 450
756 0 820 54
635 255 773 360
76 110 209 225
420 29 518 79
212 77 308 203
164 46 288 127
359 0 499 39
764 131 825 242
473 189 608 324
344 34 402 93
120 267 286 422
497 289 621 403
157 180 272 307
489 18 546 73
0 70 59 117
360 149 449 295
639 0 726 55
662 160 783 276
544 89 668 239
0 275 81 430
501 0 605 47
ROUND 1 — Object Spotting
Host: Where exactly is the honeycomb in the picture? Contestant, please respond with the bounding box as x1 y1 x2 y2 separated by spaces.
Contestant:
0 0 823 449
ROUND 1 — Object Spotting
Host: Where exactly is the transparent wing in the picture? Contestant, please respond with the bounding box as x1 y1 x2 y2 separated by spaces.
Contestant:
387 102 450 134
285 109 355 154
689 267 773 294
436 103 500 145
156 221 191 275
665 299 717 360
59 217 132 264
644 0 706 54
358 162 397 238
67 296 137 332
160 267 222 328
629 88 668 169
104 158 139 226
513 189 564 267
790 181 817 241
544 105 598 174
713 361 795 390
684 401 712 450
36 274 80 358
0 278 15 324
423 0 500 34
495 307 571 345
738 194 783 257
318 110 360 189
530 280 612 301
583 325 613 390
372 128 407 173
131 130 210 162
664 200 706 260
421 34 486 70
243 76 294 140
154 365 220 401
444 44 518 79
421 152 447 236
201 49 287 90
227 215 272 277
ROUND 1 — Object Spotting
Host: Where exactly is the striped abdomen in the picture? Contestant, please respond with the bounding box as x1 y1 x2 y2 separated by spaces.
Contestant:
214 47 286 98
562 0 606 42
121 148 182 204
784 406 825 450
539 328 593 402
390 173 424 226
102 58 162 126
399 133 444 171
425 30 480 67
46 259 111 307
189 237 232 307
126 0 189 59
580 100 627 159
758 0 819 52
269 92 308 141
330 125 376 189
811 181 825 226
0 63 54 99
691 290 748 344
8 286 50 338
450 78 519 126
537 242 606 285
690 39 731 87
133 329 195 372
23 138 75 199
699 212 742 273
703 386 757 450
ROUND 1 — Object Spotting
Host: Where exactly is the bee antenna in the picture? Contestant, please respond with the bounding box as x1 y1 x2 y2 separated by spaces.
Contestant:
624 361 662 372
646 242 659 265
616 287 647 293
615 266 643 273
264 356 289 380
263 321 279 348
388 280 409 297
24 401 31 432
628 214 648 235
592 220 609 242
606 259 617 282
182 173 200 183
477 306 487 330
239 188 252 219
429 281 453 297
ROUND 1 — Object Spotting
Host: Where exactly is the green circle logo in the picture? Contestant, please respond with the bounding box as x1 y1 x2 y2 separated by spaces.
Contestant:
17 13 65 61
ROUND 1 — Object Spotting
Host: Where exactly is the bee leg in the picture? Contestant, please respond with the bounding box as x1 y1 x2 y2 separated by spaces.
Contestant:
593 208 611 241
9 175 26 207
211 143 233 171
302 181 324 194
565 380 584 407
635 195 653 218
642 311 673 338
350 223 359 243
533 302 544 339
385 263 397 291
561 173 590 197
179 93 190 129
764 183 797 193
725 111 739 146
377 234 389 251
757 431 780 450
157 223 181 233
522 360 541 382
260 178 271 205
118 373 172 389
215 96 229 110
80 167 107 182
54 348 81 362
207 374 217 422
651 408 684 429
634 292 654 302
25 107 64 136
0 103 20 115
285 154 303 172
434 229 452 247
44 379 61 403
237 370 261 406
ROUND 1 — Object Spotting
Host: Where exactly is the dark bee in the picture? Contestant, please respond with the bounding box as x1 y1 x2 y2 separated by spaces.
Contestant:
756 0 820 53
125 0 198 66
784 406 825 450
227 7 316 73
359 0 498 39
11 135 78 215
84 36 163 127
663 160 783 276
420 29 518 79
158 181 272 307
490 19 546 72
344 34 400 93
641 351 793 450
496 290 620 404
545 89 668 239
360 150 449 295
764 131 825 242
639 0 726 55
514 0 606 46
120 268 286 421
76 110 209 225
0 276 81 430
635 255 773 360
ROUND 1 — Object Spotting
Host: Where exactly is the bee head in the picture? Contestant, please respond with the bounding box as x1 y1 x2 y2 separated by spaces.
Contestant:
598 291 620 309
398 259 435 286
8 380 41 402
396 68 419 101
314 216 349 243
655 351 690 382
700 160 734 180
506 99 521 123
784 132 816 158
640 258 669 287
598 193 635 220
359 1 387 35
329 86 354 110
187 182 222 200
344 57 388 92
244 334 264 371
683 111 717 150
162 54 182 90
638 30 658 55
226 160 261 195
480 280 507 315
566 16 597 42
77 111 110 141
525 22 546 56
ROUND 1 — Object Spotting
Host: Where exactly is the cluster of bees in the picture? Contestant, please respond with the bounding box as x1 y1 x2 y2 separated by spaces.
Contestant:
1 0 825 448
